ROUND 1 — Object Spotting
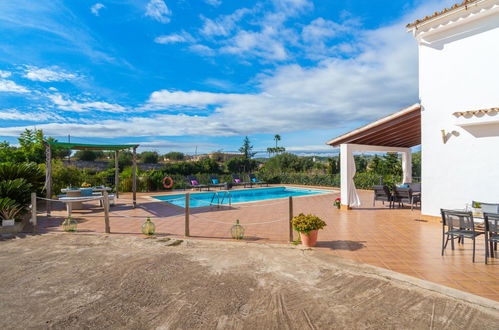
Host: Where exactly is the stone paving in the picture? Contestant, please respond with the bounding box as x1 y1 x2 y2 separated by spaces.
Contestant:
36 185 499 301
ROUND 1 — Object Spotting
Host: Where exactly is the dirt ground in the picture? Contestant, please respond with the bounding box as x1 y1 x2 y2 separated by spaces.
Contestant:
0 234 498 329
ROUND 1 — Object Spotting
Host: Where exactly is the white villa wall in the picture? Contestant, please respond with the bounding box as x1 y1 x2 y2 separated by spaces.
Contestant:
418 11 499 216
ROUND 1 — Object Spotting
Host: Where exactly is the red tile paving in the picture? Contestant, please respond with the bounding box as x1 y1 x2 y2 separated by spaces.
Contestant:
36 185 499 301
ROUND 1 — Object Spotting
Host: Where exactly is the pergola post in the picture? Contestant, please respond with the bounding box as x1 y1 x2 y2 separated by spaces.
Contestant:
44 142 52 216
114 150 119 198
132 147 137 208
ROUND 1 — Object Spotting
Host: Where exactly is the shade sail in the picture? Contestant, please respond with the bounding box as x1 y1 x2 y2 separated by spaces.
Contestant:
327 104 421 148
47 142 139 151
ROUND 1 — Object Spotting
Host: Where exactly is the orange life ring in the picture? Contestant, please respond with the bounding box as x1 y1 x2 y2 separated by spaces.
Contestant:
162 176 173 189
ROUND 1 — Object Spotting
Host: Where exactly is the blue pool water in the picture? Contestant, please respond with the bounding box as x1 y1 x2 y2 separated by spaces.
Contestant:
153 187 332 208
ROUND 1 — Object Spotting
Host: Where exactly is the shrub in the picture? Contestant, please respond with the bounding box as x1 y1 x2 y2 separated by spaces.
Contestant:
291 213 327 233
0 162 45 193
140 151 159 164
0 197 23 221
0 178 32 209
52 161 85 195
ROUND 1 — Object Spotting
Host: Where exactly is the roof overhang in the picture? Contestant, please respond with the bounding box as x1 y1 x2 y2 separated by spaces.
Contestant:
47 141 139 151
326 104 421 148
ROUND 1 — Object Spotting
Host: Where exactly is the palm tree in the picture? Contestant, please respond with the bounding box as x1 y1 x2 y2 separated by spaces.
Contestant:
274 134 281 148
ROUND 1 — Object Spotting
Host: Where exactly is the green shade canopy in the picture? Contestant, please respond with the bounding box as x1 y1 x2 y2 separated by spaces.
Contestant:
47 141 139 151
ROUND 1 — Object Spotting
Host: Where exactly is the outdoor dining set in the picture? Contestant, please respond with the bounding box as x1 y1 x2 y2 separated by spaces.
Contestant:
372 183 498 264
372 182 421 210
441 204 499 264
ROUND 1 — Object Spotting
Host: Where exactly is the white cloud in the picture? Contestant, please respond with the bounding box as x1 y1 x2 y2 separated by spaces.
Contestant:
91 3 105 16
200 8 251 37
0 70 11 78
23 66 78 82
154 31 193 44
204 0 222 7
188 44 216 56
48 94 126 113
1 1 452 140
145 0 172 24
0 79 29 93
0 109 60 121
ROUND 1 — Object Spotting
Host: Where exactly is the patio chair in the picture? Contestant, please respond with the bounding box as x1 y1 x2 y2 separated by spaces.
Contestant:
248 174 268 187
404 182 421 193
441 209 483 262
186 176 209 191
232 174 251 188
392 186 420 210
209 175 226 190
484 212 499 264
372 185 393 208
472 201 499 213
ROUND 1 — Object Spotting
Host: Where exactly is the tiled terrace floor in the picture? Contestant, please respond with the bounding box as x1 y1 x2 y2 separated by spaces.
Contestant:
37 186 499 301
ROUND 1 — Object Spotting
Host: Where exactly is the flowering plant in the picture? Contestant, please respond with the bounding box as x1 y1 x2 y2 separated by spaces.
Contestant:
291 213 326 234
333 197 341 209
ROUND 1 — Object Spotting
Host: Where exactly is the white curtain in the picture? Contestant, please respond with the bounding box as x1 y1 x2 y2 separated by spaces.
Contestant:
402 151 412 184
348 152 361 207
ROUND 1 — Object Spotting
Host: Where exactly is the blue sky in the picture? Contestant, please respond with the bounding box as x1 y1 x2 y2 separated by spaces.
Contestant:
0 0 454 155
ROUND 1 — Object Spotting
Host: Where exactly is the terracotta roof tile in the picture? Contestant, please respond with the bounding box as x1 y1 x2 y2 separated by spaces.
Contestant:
453 107 499 117
406 0 480 28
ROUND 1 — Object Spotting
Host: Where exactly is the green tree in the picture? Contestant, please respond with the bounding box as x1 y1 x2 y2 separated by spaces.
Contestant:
274 134 281 148
412 151 421 179
140 151 159 164
75 150 104 162
18 129 45 163
164 151 184 161
382 153 402 176
226 157 257 173
239 136 256 159
0 141 25 163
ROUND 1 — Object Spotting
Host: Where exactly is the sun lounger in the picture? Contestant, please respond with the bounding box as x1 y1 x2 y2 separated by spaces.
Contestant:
248 174 268 187
232 174 251 188
209 175 226 190
186 176 209 191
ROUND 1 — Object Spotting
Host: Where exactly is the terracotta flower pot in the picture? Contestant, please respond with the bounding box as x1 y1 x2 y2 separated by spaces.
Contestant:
300 230 319 247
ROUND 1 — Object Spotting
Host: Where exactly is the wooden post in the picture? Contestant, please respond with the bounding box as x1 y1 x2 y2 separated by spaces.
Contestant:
31 192 37 232
185 193 190 237
114 150 119 199
132 147 137 208
103 191 110 234
288 196 293 242
45 142 52 216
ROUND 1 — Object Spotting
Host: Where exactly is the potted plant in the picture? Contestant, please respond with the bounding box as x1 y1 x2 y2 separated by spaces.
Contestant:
0 198 22 227
291 213 327 247
333 198 341 209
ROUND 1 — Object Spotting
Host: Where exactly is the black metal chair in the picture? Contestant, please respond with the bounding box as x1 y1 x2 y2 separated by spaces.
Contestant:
392 186 420 210
441 209 483 262
484 212 499 264
372 185 392 208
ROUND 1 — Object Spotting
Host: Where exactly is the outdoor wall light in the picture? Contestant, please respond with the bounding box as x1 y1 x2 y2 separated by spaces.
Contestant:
441 129 459 144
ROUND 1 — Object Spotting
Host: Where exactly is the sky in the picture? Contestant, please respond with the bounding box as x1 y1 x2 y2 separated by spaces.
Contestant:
0 0 455 156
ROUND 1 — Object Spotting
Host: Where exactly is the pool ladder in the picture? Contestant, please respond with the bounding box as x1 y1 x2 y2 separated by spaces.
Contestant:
209 191 231 208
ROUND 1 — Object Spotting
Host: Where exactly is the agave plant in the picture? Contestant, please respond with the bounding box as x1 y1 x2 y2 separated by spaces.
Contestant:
0 198 23 220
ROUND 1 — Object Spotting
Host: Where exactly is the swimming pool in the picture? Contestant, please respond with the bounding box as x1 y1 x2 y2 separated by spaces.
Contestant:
153 187 332 208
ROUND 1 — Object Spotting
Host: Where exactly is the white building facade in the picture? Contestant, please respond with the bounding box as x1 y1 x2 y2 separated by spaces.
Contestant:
408 0 499 217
